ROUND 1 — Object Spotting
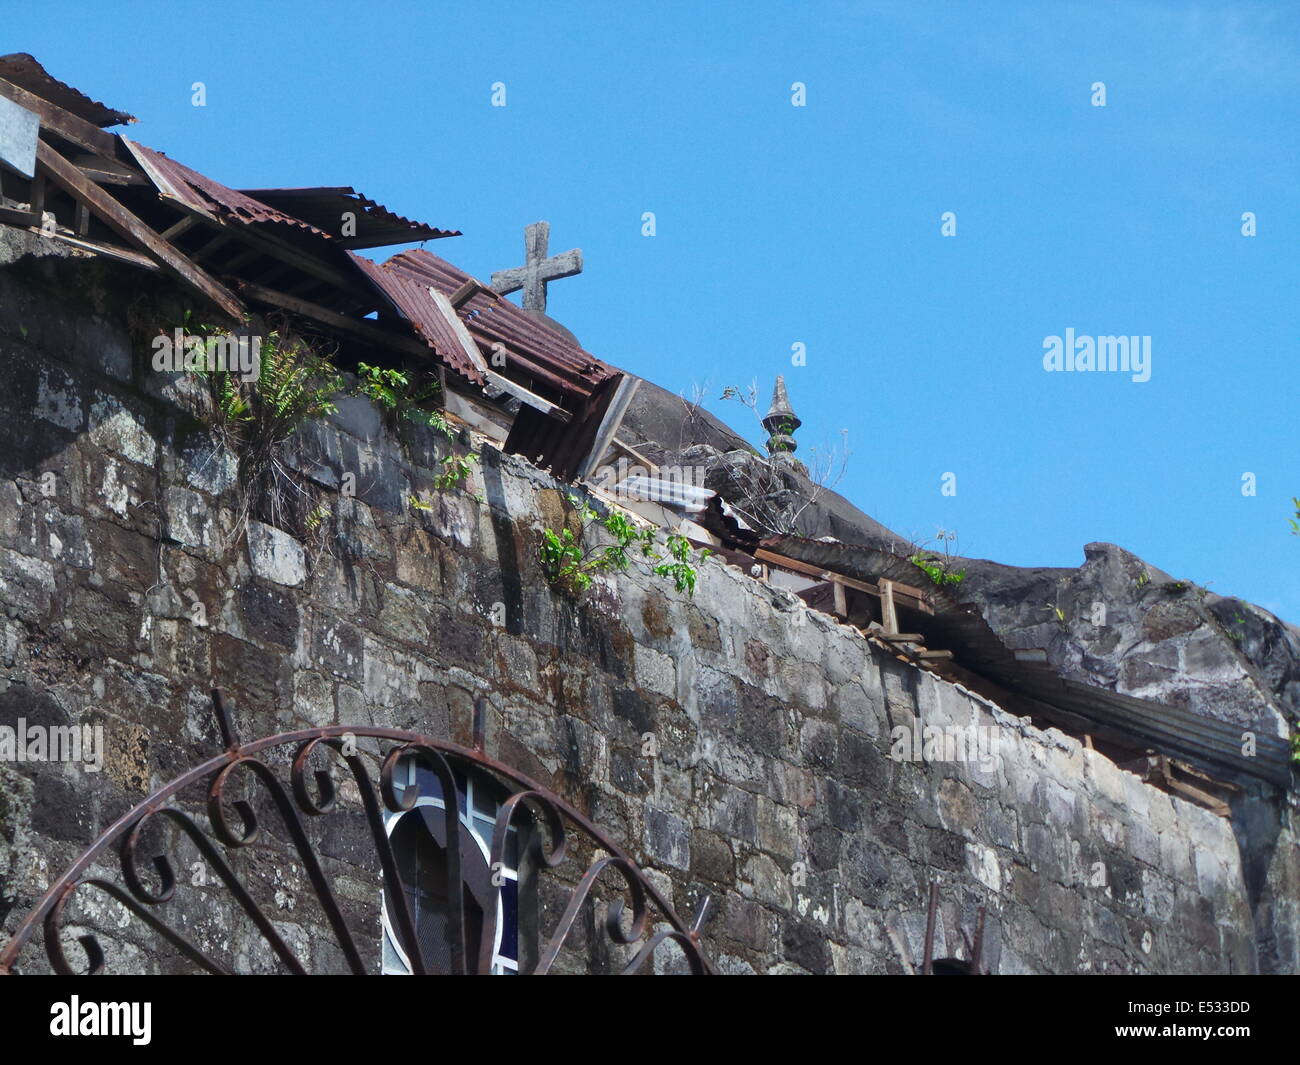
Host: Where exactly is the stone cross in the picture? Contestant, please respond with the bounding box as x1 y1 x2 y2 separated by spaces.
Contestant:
491 221 582 313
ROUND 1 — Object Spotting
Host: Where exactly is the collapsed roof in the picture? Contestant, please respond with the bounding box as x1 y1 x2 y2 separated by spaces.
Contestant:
0 55 1292 797
0 54 629 481
759 535 1292 789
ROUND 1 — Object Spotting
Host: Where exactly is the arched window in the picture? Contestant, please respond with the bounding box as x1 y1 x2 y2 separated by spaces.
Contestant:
382 758 524 975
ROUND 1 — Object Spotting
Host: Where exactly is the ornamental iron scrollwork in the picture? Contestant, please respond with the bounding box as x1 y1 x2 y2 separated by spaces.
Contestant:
0 690 712 975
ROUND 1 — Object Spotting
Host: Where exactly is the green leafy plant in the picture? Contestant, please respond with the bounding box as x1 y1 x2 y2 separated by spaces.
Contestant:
539 495 708 596
1291 730 1300 766
187 313 342 444
1290 497 1300 537
433 452 477 493
356 362 453 437
653 533 709 595
186 313 342 542
907 528 966 588
909 553 965 587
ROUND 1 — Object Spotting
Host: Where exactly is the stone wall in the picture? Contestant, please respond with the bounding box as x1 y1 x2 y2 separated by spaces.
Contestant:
0 233 1290 973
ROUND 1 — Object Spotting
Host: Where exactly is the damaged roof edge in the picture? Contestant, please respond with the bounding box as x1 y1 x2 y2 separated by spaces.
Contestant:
239 187 461 248
0 53 135 128
763 533 1292 787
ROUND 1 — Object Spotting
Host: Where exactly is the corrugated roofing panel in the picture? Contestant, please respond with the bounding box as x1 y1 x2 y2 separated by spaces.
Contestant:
348 252 484 385
129 142 335 239
381 249 616 392
240 187 460 248
0 53 135 128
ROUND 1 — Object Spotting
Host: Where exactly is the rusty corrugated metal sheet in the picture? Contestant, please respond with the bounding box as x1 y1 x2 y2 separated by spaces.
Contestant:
0 53 135 127
504 375 621 482
383 249 616 395
348 251 485 385
353 248 623 400
129 142 337 239
240 187 459 249
352 248 625 478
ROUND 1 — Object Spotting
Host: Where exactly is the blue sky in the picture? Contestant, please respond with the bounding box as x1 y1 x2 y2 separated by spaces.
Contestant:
13 1 1300 620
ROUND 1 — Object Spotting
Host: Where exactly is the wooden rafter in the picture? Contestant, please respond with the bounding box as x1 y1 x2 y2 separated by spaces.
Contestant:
34 140 243 320
754 548 933 614
69 152 145 186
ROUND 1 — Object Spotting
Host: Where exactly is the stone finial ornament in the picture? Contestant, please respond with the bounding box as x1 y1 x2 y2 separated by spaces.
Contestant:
762 375 801 456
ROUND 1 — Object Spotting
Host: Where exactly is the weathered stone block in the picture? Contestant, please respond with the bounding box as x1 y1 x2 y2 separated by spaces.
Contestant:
247 520 306 587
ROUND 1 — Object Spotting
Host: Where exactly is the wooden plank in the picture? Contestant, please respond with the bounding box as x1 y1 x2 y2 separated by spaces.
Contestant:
483 369 571 422
1163 772 1231 816
752 548 928 607
0 205 40 226
426 286 488 373
159 216 197 241
879 633 924 643
882 576 930 602
611 436 659 472
833 568 929 611
35 140 243 320
39 230 159 269
221 247 262 272
913 649 954 661
832 580 847 618
12 223 162 270
575 374 640 480
190 232 230 263
70 153 145 185
754 547 844 582
443 387 512 440
240 279 436 357
449 277 496 309
188 206 357 291
880 579 898 634
0 75 118 159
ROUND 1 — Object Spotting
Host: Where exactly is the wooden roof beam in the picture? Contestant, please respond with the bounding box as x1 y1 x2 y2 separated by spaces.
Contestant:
35 140 243 320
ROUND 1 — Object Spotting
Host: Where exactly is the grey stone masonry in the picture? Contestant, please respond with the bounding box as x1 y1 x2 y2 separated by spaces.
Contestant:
0 233 1291 973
